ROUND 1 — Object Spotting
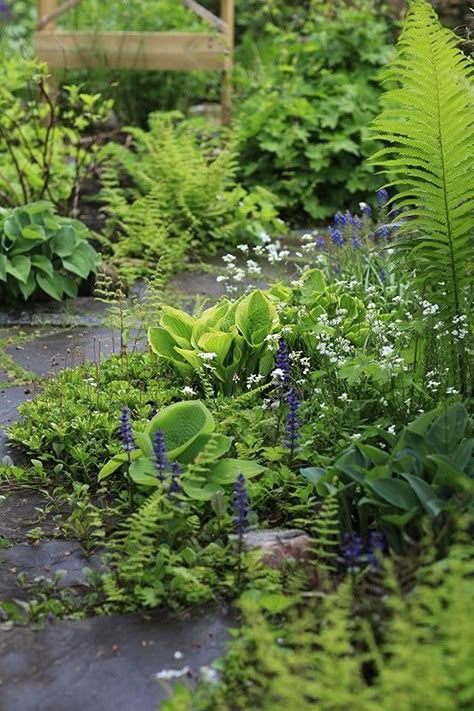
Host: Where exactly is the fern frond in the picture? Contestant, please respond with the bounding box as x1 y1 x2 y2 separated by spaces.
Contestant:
370 0 474 318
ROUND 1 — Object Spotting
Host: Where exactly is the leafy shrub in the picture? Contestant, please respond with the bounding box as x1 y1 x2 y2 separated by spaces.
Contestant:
101 112 281 275
148 290 279 395
0 57 112 213
235 0 394 221
370 0 474 396
302 402 473 552
0 201 98 301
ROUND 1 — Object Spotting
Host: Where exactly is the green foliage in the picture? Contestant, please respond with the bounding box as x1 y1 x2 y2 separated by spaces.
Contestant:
235 0 394 220
100 112 281 276
0 201 98 301
370 0 474 392
148 290 279 395
0 58 112 212
302 402 473 551
99 399 265 499
166 535 474 710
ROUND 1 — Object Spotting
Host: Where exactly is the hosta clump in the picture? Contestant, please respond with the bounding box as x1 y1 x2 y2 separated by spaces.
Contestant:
0 201 98 301
148 289 280 395
302 402 473 552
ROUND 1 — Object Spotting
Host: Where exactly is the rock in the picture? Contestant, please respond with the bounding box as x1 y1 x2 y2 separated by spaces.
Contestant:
243 528 312 569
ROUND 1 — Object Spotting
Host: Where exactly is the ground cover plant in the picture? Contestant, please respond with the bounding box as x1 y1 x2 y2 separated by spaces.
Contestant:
0 0 473 708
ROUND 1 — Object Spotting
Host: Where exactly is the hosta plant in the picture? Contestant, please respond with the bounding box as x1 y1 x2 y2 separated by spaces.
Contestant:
302 402 473 552
0 201 98 301
148 290 280 395
99 400 265 500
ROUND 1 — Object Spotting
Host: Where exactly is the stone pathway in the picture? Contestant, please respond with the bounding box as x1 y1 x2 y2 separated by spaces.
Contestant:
0 279 239 709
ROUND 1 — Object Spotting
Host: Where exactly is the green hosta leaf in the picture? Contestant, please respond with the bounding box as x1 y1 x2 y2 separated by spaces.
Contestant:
191 301 230 347
367 478 419 511
133 431 154 458
197 331 234 364
21 224 45 241
427 403 467 453
129 458 160 487
51 224 78 257
300 466 327 486
235 290 279 346
207 458 265 485
17 273 36 300
146 400 214 458
0 254 6 281
160 305 194 342
36 272 64 301
177 433 232 465
62 242 97 279
98 450 141 481
182 482 225 501
148 327 183 361
61 275 79 299
401 473 444 517
6 255 31 284
30 255 53 277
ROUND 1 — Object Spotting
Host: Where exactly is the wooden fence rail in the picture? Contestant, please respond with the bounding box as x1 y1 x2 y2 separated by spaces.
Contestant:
34 0 234 123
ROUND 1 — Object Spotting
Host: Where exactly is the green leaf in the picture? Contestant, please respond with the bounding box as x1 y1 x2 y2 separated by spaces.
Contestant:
62 242 96 279
367 478 419 511
51 225 78 257
146 400 215 458
98 450 141 481
30 255 53 277
401 473 444 517
207 458 265 485
5 255 31 284
427 404 467 453
160 305 194 342
17 273 36 300
234 290 279 346
36 272 64 301
182 482 225 501
197 331 234 364
129 458 160 487
177 433 232 465
0 254 6 281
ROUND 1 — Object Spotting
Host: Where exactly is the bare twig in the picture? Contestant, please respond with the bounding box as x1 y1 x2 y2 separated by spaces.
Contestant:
36 0 82 31
182 0 225 32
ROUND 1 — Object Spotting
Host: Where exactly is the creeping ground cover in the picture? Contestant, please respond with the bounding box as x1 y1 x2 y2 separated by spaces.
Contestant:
0 1 473 709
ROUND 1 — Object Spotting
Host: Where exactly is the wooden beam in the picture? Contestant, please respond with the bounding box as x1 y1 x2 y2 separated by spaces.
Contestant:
220 0 234 125
37 0 58 30
33 31 228 71
37 0 82 31
182 0 225 33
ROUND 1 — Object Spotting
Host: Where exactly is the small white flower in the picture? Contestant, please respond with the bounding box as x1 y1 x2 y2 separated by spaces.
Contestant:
198 352 217 361
338 393 351 402
387 425 396 435
350 433 362 441
181 386 197 397
155 666 190 680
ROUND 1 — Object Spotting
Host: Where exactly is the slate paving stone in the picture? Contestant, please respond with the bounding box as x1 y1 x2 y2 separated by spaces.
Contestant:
0 606 232 711
0 490 61 543
0 297 108 328
0 386 35 461
5 327 145 378
0 540 104 602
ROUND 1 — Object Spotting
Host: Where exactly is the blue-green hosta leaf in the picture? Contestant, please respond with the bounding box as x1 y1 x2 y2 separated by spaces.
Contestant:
182 482 225 501
51 225 78 257
129 458 160 487
177 434 232 465
21 224 46 241
401 473 444 517
62 242 97 279
17 274 36 300
6 255 31 284
427 403 467 453
367 478 419 511
146 400 215 459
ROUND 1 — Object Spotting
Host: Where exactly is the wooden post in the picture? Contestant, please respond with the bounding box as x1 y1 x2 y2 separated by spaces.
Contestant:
38 0 58 30
220 0 234 126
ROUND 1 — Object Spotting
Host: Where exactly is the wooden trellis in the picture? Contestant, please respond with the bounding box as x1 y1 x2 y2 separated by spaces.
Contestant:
34 0 234 123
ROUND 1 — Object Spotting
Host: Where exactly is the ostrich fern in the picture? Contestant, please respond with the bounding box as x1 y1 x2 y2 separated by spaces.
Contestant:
370 0 473 392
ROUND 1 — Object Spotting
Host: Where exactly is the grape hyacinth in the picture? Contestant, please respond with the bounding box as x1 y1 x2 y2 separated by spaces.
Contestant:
233 473 249 537
119 407 134 453
284 387 300 455
376 188 388 207
152 430 167 481
342 531 385 571
341 533 364 568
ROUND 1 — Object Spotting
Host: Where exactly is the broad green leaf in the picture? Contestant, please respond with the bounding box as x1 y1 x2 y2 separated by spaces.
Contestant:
17 273 36 300
146 400 215 458
160 305 194 342
37 272 64 301
427 403 467 453
129 458 160 487
98 450 141 481
182 482 225 501
300 466 327 486
6 255 31 284
30 255 53 277
177 433 232 465
21 224 45 241
235 290 279 346
148 327 183 361
197 331 234 364
207 458 265 485
62 242 96 279
401 473 444 517
0 254 6 281
134 431 154 458
51 224 78 257
367 478 419 511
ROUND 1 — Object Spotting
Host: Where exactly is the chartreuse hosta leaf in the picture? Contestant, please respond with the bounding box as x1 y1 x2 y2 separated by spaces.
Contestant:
98 400 266 496
235 290 278 346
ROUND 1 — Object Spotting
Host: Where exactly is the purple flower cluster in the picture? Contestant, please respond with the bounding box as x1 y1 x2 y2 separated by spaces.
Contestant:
233 473 249 536
341 531 385 570
152 430 167 481
0 1 10 18
119 408 135 453
376 188 389 206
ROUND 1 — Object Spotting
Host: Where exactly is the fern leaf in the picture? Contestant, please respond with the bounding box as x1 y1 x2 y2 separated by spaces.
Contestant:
370 0 474 317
